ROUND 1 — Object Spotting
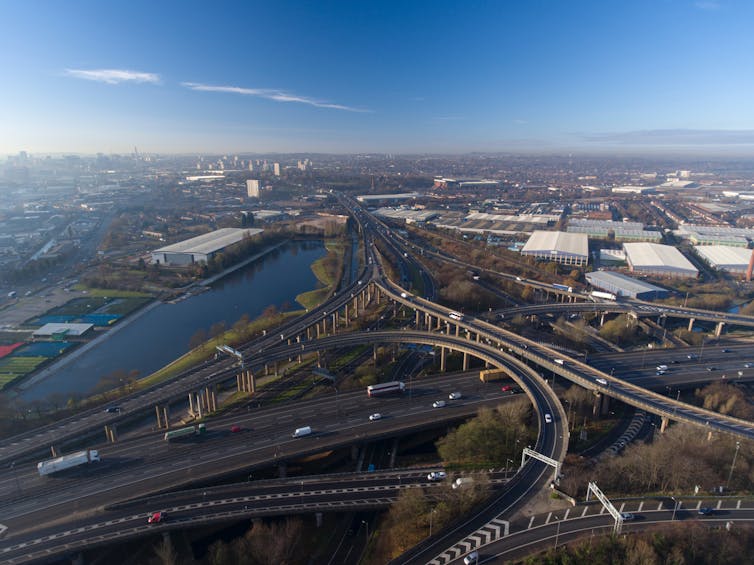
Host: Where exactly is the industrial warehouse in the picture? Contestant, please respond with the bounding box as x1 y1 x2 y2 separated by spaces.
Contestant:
623 242 698 278
520 231 589 266
585 270 670 300
693 245 754 275
150 228 264 266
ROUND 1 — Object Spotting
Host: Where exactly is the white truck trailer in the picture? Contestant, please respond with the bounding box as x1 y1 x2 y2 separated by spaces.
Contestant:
37 449 100 476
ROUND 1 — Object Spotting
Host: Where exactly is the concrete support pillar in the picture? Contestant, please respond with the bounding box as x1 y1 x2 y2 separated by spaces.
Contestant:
162 406 169 429
264 363 269 376
660 416 670 433
307 327 312 340
440 347 447 372
332 313 337 333
50 445 59 458
274 361 279 377
476 333 480 342
415 310 421 328
104 425 117 443
155 405 163 428
463 351 469 371
345 304 350 326
436 316 442 330
373 344 378 363
353 297 358 316
688 318 695 332
707 430 714 441
316 324 321 338
236 374 242 392
189 392 195 413
592 393 602 417
196 394 203 419
445 321 450 334
248 370 255 393
600 393 610 416
455 324 460 337
715 321 725 337
600 313 605 327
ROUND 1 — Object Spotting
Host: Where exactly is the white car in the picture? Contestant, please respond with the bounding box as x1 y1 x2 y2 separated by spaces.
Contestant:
463 551 479 564
544 413 553 424
432 400 446 408
448 391 463 400
369 413 382 421
595 378 608 386
427 471 447 481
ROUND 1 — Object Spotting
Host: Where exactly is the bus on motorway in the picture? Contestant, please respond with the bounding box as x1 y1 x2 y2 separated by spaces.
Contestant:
367 381 406 397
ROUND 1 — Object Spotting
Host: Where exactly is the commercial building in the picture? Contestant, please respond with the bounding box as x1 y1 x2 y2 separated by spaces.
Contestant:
151 228 263 266
246 179 260 198
567 219 662 242
33 323 93 338
693 245 754 275
585 271 669 300
674 224 753 247
273 163 281 176
623 242 698 278
520 231 588 266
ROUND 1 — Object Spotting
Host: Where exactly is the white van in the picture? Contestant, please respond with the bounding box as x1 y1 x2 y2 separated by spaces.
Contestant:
452 477 474 489
292 426 312 438
656 365 668 372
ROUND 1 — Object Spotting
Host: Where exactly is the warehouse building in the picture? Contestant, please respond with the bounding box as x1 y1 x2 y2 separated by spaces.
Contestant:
567 219 662 242
693 245 754 275
623 242 698 278
151 228 263 266
585 271 669 300
520 231 588 266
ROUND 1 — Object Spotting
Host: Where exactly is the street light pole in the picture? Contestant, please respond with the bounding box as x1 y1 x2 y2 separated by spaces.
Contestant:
554 516 561 549
362 519 370 544
671 497 677 521
429 508 436 537
727 441 741 489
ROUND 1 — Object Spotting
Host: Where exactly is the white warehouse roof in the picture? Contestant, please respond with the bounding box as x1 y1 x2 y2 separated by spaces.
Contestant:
521 231 588 258
694 245 753 271
623 242 698 276
153 228 263 255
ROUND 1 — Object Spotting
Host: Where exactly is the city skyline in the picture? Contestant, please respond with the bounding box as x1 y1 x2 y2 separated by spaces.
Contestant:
2 0 754 155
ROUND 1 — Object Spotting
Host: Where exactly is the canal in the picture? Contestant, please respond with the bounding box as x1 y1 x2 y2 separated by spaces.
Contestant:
21 240 326 401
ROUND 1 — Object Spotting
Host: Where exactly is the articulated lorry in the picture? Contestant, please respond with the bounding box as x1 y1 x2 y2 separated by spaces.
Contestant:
37 449 100 476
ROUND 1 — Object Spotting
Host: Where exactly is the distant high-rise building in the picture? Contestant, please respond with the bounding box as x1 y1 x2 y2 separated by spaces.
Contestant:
248 161 254 171
273 162 281 176
246 179 260 198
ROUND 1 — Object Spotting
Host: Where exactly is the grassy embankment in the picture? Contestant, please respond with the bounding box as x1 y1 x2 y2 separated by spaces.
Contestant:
295 239 346 310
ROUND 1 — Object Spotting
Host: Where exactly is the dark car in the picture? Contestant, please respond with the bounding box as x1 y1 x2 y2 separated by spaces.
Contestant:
104 406 120 413
698 507 714 516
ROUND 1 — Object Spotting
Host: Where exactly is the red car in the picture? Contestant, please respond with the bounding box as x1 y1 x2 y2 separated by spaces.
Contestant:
230 425 241 433
501 385 512 392
148 511 167 524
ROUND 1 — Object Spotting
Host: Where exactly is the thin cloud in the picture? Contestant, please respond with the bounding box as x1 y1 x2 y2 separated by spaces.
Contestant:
431 115 464 121
513 119 528 125
695 1 720 10
64 68 161 85
181 82 370 112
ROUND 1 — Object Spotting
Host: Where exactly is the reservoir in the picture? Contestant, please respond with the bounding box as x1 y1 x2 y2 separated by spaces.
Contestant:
20 240 326 401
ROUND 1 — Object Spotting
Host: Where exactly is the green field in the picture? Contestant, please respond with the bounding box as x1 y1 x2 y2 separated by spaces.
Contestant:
0 356 47 388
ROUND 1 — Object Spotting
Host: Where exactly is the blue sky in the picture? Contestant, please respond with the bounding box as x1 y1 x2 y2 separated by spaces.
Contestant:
1 0 753 155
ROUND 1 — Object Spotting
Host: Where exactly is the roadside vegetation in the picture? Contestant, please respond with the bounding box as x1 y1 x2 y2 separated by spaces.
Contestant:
519 522 754 565
295 237 346 310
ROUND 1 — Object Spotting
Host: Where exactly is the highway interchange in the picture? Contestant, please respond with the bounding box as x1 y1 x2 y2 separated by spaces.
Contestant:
1 197 754 563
